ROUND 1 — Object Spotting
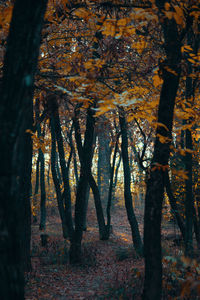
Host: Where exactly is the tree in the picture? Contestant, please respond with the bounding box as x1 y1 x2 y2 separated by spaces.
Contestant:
143 1 194 298
0 0 47 298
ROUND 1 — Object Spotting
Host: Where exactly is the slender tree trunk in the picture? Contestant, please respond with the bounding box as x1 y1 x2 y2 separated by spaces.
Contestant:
97 117 111 212
49 95 74 239
70 103 106 263
39 147 46 230
113 152 122 203
143 7 182 297
106 132 120 236
50 116 68 239
118 107 143 256
164 171 185 240
0 0 47 298
35 155 40 195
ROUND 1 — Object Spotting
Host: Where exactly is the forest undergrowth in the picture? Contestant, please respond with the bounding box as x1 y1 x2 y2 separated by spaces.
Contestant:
25 204 200 300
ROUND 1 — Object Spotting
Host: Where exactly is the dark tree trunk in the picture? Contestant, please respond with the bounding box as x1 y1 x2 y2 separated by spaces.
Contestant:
143 5 182 297
34 155 40 195
50 116 68 239
49 96 74 240
184 30 195 257
113 152 122 202
164 171 185 240
35 99 46 231
184 128 194 257
33 155 39 223
19 112 33 272
39 147 46 230
106 132 121 236
55 152 62 185
70 103 106 263
0 0 47 298
73 150 79 187
118 107 143 256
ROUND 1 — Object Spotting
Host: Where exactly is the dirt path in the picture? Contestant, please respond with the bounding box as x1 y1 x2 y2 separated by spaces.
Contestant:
25 206 145 299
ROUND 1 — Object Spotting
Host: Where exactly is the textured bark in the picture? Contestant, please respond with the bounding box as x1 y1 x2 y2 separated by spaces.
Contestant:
118 107 143 256
143 4 182 297
0 0 47 298
97 117 111 211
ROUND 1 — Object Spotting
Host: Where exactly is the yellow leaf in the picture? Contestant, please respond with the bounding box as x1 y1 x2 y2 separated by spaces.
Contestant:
164 11 173 19
152 74 163 88
73 8 89 19
164 2 170 11
188 58 196 64
117 18 128 27
157 134 171 144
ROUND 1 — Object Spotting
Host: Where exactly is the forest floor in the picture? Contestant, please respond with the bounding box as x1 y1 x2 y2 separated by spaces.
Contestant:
25 202 200 300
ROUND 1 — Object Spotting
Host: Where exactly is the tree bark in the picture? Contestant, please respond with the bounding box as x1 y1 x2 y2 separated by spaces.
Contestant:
39 146 46 230
0 0 47 298
50 116 68 239
49 96 74 240
118 107 143 256
97 116 111 212
70 103 106 263
143 5 182 297
106 132 121 235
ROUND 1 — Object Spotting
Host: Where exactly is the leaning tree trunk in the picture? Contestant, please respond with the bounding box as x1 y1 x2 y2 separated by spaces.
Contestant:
143 5 182 298
118 107 143 256
0 0 47 298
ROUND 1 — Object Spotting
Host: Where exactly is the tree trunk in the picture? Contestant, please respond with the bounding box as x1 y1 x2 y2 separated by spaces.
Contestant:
50 116 68 239
184 30 195 257
113 152 122 203
97 116 111 212
70 103 106 263
118 107 143 256
106 132 120 236
143 7 182 297
39 147 46 230
49 95 74 240
164 171 185 240
0 0 47 298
